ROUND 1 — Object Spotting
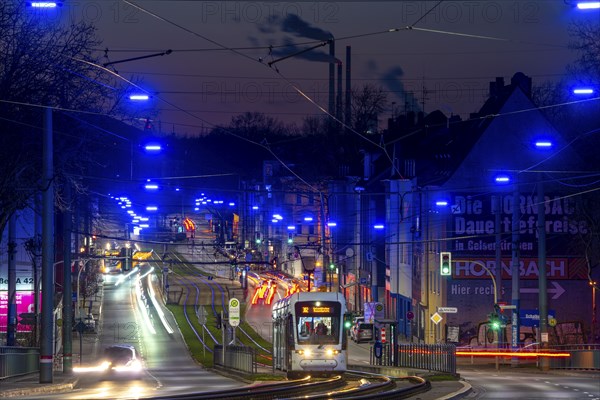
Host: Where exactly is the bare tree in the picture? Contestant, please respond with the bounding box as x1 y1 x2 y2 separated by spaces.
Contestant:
351 83 388 134
0 2 137 237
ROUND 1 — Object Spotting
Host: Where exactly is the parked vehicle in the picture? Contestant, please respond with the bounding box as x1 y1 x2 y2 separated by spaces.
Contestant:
351 322 374 343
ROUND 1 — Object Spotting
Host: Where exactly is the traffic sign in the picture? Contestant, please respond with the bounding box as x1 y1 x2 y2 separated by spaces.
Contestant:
437 307 458 314
520 309 556 327
229 298 240 327
406 311 414 321
430 312 443 325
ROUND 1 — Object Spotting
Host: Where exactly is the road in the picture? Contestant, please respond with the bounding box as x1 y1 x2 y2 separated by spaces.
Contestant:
28 266 243 400
460 367 600 399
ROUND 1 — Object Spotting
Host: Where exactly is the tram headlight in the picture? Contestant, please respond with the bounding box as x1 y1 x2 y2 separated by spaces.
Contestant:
325 349 339 356
296 349 312 357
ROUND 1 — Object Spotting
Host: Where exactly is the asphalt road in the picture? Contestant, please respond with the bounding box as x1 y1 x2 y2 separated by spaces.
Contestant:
25 268 243 400
459 367 600 399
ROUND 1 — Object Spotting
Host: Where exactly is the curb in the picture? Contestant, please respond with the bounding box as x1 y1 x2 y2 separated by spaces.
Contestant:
436 380 473 400
0 379 78 398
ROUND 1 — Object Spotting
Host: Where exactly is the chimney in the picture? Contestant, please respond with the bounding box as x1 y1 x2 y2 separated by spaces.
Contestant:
345 46 351 130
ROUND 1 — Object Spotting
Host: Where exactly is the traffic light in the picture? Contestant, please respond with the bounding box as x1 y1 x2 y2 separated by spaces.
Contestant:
329 262 335 271
215 313 222 329
255 232 262 244
343 313 353 330
440 251 452 276
287 232 293 244
487 312 502 331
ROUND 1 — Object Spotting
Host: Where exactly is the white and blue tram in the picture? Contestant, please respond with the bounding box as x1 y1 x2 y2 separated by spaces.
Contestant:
272 292 347 378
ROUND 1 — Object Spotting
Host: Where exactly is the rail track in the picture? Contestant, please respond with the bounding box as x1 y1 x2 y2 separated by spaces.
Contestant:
149 371 430 400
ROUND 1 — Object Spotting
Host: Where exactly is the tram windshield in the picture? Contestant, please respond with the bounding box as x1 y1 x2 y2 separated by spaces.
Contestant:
294 301 341 344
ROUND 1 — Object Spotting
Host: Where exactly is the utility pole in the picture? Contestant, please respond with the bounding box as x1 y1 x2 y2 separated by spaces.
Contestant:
320 192 329 290
40 107 55 383
7 215 17 346
538 175 549 370
493 195 503 349
511 179 520 367
62 182 73 374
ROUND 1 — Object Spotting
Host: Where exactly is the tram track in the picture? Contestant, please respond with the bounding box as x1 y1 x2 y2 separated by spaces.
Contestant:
150 370 429 400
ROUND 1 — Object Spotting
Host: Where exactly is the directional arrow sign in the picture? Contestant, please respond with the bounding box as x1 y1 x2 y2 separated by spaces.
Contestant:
520 281 565 300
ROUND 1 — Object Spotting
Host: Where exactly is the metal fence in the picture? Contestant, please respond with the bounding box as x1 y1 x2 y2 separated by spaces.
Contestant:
371 343 456 374
0 346 40 379
213 345 257 374
548 344 600 370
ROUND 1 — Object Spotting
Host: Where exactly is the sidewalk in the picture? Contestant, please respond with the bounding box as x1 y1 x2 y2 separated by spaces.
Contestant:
0 282 104 398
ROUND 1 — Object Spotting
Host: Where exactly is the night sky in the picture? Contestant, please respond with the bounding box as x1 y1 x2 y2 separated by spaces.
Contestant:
43 1 598 135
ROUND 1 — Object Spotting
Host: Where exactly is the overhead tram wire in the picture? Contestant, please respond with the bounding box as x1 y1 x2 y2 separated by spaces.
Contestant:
50 0 587 188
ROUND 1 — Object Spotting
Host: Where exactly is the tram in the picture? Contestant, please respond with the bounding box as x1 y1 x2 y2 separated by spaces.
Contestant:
272 291 347 378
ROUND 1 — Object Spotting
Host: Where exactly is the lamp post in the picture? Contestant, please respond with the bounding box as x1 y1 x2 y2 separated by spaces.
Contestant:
495 173 520 365
533 139 553 370
75 259 91 366
591 280 598 342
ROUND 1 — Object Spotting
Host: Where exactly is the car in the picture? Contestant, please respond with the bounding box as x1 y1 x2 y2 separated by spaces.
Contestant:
83 314 96 331
351 322 374 343
99 344 143 379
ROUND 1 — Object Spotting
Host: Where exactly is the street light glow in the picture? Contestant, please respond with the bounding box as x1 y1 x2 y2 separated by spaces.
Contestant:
495 175 511 183
144 144 162 152
535 140 553 148
28 2 61 7
576 2 600 9
129 94 150 101
573 88 595 94
435 200 448 206
373 224 385 230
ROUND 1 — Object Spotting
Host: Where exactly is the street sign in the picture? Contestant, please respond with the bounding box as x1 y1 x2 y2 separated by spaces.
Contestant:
364 302 384 324
520 309 556 327
430 312 443 325
499 304 516 310
359 277 367 285
437 307 458 314
228 298 240 327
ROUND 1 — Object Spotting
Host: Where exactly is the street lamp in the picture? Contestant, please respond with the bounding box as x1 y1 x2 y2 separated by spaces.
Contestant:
493 172 520 364
576 1 600 10
590 280 598 342
534 139 553 371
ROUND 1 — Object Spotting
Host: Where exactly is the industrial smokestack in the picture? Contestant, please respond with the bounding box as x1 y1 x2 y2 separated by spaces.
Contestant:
337 61 342 124
345 46 351 131
329 39 335 118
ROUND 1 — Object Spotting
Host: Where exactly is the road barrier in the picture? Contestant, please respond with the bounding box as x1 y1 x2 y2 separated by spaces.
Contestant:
548 344 600 370
214 345 257 374
0 346 39 379
370 343 457 374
